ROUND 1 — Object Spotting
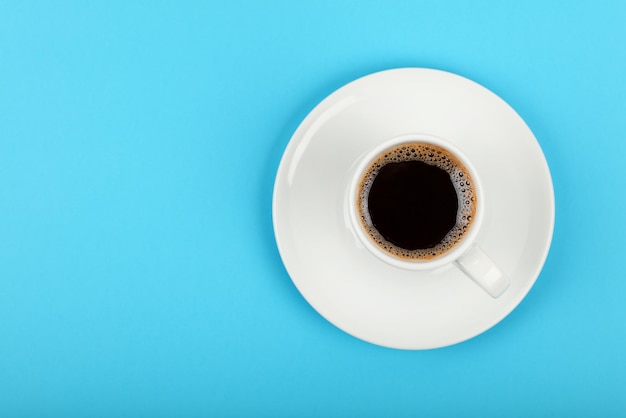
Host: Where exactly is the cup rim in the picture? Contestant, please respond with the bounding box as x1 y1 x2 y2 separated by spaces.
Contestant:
347 133 484 270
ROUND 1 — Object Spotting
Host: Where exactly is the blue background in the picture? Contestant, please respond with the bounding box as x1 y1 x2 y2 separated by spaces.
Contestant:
1 1 625 416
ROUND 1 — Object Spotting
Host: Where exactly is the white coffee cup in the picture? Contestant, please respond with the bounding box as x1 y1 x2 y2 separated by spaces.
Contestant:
347 133 510 298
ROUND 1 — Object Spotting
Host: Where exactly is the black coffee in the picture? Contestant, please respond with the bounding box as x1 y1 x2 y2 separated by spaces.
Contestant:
357 142 477 261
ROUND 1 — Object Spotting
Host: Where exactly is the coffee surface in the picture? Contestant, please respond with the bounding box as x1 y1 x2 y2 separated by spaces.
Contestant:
357 142 477 261
368 160 458 250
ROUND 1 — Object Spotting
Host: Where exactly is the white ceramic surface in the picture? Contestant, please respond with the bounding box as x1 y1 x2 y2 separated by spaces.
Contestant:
345 133 510 299
272 68 555 350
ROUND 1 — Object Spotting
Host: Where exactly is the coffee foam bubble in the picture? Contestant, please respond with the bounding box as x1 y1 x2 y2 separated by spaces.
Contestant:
357 142 477 261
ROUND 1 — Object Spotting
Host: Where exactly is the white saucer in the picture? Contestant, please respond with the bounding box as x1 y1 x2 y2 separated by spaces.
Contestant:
272 68 554 350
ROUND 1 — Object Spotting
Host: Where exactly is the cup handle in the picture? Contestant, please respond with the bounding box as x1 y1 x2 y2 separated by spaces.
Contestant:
454 245 510 298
